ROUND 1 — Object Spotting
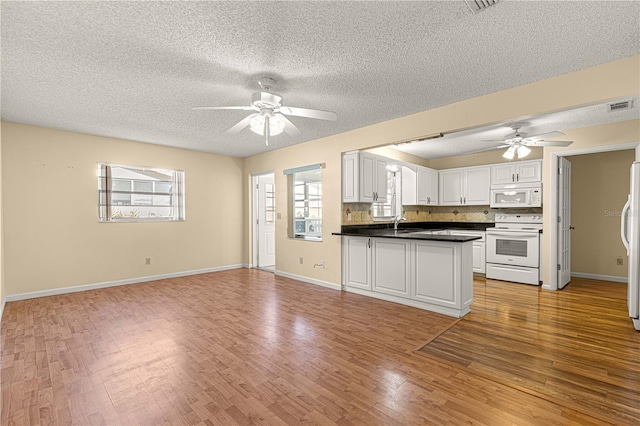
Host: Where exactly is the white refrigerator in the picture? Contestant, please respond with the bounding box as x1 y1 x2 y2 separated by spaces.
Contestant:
621 161 640 331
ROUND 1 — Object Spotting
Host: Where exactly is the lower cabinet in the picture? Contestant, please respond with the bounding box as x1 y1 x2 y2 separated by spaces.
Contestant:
342 236 473 317
372 238 411 298
342 236 371 290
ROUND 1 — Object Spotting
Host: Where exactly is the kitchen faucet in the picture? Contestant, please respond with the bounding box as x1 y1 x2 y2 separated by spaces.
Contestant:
394 214 407 231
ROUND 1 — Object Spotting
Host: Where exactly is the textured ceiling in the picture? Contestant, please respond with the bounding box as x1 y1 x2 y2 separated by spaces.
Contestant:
1 1 639 158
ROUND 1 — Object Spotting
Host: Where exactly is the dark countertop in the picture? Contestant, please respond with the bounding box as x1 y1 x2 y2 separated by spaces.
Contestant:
332 228 482 242
333 221 490 242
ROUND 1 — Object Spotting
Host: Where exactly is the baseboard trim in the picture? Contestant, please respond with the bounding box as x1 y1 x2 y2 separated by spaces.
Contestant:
274 270 341 291
571 272 627 283
4 264 249 302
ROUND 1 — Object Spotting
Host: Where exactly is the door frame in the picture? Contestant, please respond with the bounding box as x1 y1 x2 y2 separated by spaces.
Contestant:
251 170 276 269
547 142 640 290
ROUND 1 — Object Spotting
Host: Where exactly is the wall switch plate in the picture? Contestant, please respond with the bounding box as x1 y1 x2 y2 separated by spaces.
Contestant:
617 257 624 266
299 257 303 264
145 257 151 265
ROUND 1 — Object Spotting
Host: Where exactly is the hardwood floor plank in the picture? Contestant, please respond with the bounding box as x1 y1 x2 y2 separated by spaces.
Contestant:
2 270 639 425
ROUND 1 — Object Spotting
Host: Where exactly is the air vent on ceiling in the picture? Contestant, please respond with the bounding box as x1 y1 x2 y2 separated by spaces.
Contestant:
465 0 501 14
607 100 633 113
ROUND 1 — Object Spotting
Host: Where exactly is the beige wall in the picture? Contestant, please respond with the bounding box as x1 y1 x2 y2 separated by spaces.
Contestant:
568 150 634 278
244 56 639 288
429 148 543 170
364 146 431 167
2 122 245 296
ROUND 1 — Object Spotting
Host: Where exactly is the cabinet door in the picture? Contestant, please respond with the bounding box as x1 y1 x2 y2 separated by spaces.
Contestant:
372 239 410 298
375 157 388 203
359 153 376 203
464 167 490 205
401 166 417 205
343 237 371 290
342 152 359 202
516 160 542 183
491 164 515 185
472 242 486 273
417 167 438 205
439 170 464 205
412 240 459 307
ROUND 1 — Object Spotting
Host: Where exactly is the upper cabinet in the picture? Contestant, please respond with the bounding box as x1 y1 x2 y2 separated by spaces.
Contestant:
417 167 438 205
342 151 388 203
491 160 542 185
402 165 438 205
439 166 490 206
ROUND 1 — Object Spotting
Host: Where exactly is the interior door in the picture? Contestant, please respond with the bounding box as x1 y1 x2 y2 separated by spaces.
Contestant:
257 174 276 268
558 157 572 288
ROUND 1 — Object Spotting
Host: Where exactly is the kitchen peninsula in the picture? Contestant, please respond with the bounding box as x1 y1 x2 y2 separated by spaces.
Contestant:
333 226 482 318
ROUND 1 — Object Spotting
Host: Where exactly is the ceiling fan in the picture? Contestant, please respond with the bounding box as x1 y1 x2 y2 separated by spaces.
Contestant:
475 122 573 159
192 77 337 146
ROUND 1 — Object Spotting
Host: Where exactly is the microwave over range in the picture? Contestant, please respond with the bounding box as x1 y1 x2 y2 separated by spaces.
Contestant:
490 182 542 208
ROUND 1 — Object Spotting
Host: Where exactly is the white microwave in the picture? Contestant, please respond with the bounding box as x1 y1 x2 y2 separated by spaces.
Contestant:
490 183 542 208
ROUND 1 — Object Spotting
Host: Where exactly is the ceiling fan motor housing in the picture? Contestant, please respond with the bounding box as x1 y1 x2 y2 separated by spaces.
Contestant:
252 92 282 110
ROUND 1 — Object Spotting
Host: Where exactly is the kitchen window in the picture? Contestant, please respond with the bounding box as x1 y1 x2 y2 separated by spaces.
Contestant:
98 163 185 222
372 170 400 220
284 164 322 241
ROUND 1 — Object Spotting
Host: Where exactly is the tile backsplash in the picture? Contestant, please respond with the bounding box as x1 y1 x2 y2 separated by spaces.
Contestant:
343 203 542 225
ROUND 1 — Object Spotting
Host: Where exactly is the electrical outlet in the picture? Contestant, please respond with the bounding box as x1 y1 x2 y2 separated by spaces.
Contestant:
299 257 303 264
347 213 352 221
145 257 151 265
617 257 624 266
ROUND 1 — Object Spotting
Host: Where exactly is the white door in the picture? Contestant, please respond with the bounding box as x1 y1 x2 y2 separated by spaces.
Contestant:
558 157 572 288
257 174 276 268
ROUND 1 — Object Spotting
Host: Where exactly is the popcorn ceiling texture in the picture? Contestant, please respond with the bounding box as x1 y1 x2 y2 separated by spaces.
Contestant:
343 203 542 226
1 1 638 158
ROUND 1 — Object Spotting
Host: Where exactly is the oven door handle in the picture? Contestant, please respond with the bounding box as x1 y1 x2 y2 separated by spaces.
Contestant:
488 232 538 238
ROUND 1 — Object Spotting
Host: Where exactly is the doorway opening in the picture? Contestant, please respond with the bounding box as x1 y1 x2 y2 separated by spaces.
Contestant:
549 142 640 291
252 172 276 272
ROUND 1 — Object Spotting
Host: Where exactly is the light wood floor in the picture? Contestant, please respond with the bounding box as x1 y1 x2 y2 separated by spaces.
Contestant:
1 269 638 425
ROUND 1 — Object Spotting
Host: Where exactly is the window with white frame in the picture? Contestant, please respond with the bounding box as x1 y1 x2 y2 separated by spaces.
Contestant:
372 170 401 220
284 164 323 241
98 163 185 222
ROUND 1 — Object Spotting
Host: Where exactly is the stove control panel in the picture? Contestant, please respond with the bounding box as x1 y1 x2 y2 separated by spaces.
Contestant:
494 213 543 224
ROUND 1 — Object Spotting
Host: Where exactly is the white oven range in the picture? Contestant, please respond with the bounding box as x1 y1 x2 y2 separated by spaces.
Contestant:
486 214 543 285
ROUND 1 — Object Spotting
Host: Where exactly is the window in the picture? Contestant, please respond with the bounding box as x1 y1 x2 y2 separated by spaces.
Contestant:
98 163 185 222
372 170 400 221
285 165 322 241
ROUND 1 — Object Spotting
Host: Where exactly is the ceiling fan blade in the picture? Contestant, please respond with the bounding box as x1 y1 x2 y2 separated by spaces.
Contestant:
277 114 302 137
264 115 270 146
279 106 337 121
226 113 258 134
480 139 510 143
526 131 565 141
527 140 573 147
192 106 257 111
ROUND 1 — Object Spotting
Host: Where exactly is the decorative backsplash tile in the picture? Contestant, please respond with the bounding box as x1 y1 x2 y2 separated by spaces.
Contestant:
343 203 542 225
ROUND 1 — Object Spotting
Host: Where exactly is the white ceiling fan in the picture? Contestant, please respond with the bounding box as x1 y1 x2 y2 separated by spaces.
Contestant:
474 122 573 159
192 77 337 146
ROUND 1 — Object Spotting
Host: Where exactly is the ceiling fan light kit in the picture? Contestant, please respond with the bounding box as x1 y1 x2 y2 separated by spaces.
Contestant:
192 77 337 146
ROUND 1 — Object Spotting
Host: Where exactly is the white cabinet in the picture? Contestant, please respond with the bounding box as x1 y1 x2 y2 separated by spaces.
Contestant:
439 166 490 206
401 165 417 205
342 236 371 290
342 235 474 317
372 239 411 298
411 240 473 314
402 165 438 206
449 230 486 274
342 152 387 203
417 167 438 205
491 160 542 185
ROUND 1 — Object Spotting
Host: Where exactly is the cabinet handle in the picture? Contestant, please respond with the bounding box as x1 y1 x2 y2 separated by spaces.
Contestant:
460 197 462 204
368 238 371 248
427 196 430 203
516 173 519 182
463 197 466 204
512 174 515 182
